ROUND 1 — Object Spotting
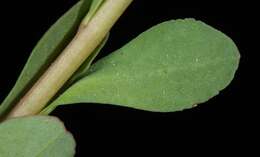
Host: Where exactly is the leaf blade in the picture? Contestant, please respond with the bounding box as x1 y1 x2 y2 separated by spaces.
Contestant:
42 19 240 113
0 116 75 157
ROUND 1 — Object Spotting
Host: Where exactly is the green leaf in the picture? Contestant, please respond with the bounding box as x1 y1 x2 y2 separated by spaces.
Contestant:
43 19 240 114
0 116 75 157
0 0 93 118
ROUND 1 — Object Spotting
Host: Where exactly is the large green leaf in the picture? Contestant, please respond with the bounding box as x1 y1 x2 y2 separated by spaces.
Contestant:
42 19 240 114
0 116 75 157
0 0 94 117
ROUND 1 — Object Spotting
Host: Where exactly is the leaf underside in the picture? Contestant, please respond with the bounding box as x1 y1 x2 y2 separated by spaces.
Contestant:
42 18 240 114
0 116 75 157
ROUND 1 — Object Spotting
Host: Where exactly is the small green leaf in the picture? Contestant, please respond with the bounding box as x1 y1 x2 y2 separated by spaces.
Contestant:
0 116 75 157
0 0 93 118
42 19 240 114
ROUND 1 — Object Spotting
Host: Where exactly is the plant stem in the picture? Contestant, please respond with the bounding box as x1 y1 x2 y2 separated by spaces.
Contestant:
7 0 133 118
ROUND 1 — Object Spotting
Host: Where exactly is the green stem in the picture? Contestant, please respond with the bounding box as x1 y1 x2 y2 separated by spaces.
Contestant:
7 0 133 118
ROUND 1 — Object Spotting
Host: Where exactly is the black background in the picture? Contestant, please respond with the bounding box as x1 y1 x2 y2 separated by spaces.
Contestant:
0 0 253 156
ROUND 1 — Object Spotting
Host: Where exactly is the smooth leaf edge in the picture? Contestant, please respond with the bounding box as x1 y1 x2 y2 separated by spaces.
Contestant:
0 115 76 156
41 18 240 114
